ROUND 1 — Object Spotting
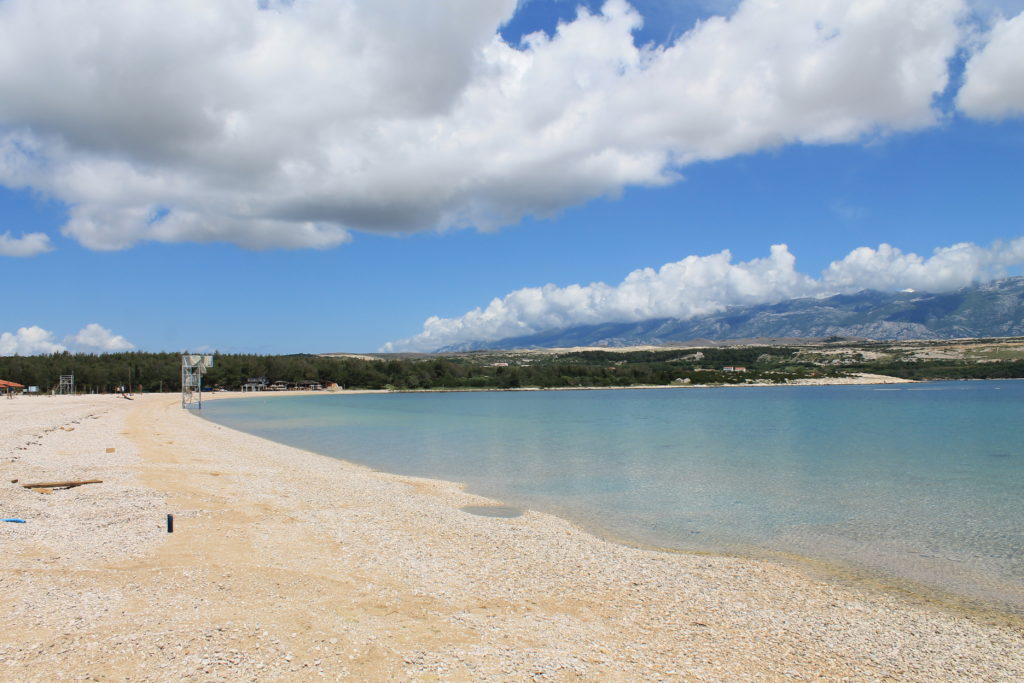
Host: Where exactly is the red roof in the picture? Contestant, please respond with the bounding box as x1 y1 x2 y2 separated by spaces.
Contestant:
0 379 25 388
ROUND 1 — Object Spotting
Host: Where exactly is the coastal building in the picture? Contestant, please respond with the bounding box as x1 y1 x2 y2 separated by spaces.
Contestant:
0 379 25 396
262 380 324 391
242 377 268 392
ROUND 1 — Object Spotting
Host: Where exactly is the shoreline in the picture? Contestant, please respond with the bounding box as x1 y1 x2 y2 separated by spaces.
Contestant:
192 371 916 402
204 380 1024 625
2 394 1022 679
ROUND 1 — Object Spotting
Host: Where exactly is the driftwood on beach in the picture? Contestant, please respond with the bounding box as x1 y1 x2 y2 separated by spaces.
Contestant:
21 479 102 490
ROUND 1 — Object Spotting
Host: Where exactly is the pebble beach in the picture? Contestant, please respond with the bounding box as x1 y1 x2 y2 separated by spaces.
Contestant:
2 393 1023 681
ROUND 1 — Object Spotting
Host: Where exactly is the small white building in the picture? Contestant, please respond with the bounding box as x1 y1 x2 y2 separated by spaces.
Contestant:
242 377 268 392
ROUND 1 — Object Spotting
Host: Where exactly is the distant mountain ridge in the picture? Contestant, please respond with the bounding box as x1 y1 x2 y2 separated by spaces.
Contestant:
439 277 1024 351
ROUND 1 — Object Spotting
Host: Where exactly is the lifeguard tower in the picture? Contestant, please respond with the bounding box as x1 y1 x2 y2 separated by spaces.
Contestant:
181 354 213 409
57 374 74 395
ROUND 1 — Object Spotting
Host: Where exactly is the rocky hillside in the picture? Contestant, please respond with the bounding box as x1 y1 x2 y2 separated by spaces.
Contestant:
441 277 1024 351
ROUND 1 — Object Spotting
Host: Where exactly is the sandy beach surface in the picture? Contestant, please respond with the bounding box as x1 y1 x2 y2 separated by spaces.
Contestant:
2 393 1022 681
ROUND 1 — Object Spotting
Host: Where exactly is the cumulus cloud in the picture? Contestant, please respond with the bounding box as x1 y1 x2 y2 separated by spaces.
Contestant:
0 326 65 355
64 323 135 353
0 231 52 257
1 323 134 355
0 0 971 250
383 238 1024 351
957 10 1024 118
821 240 1024 291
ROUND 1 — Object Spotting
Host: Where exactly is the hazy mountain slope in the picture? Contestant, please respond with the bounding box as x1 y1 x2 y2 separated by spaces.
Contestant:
438 277 1024 351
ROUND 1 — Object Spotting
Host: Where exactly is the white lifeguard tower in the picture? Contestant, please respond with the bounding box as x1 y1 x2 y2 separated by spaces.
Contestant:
181 354 214 409
57 374 75 395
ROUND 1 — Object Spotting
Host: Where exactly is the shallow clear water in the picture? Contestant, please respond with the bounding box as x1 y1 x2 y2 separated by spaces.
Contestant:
201 381 1024 613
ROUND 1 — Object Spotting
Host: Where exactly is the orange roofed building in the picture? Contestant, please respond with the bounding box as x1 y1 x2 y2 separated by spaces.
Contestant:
1 379 25 395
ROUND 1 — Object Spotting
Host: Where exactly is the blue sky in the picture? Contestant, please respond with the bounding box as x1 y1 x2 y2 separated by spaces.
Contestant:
2 0 1023 354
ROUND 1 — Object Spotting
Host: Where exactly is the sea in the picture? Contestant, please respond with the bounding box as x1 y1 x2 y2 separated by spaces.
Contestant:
200 380 1024 615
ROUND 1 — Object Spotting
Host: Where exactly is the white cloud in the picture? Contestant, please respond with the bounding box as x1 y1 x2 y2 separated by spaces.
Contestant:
0 231 52 257
956 10 1024 119
64 323 135 353
0 326 65 355
0 0 970 250
965 0 1024 21
1 323 135 355
383 238 1024 351
820 239 1024 291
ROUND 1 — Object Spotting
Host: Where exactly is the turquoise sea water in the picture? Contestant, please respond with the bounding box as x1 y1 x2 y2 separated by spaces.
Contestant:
201 381 1024 614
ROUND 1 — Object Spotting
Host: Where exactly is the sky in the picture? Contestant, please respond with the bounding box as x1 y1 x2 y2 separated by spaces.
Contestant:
1 0 1023 355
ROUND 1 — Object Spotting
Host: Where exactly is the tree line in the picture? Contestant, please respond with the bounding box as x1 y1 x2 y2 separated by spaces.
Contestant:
1 347 1021 394
0 348 819 393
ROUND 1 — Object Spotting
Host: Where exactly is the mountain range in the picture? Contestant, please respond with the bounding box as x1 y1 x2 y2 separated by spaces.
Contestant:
439 277 1024 351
